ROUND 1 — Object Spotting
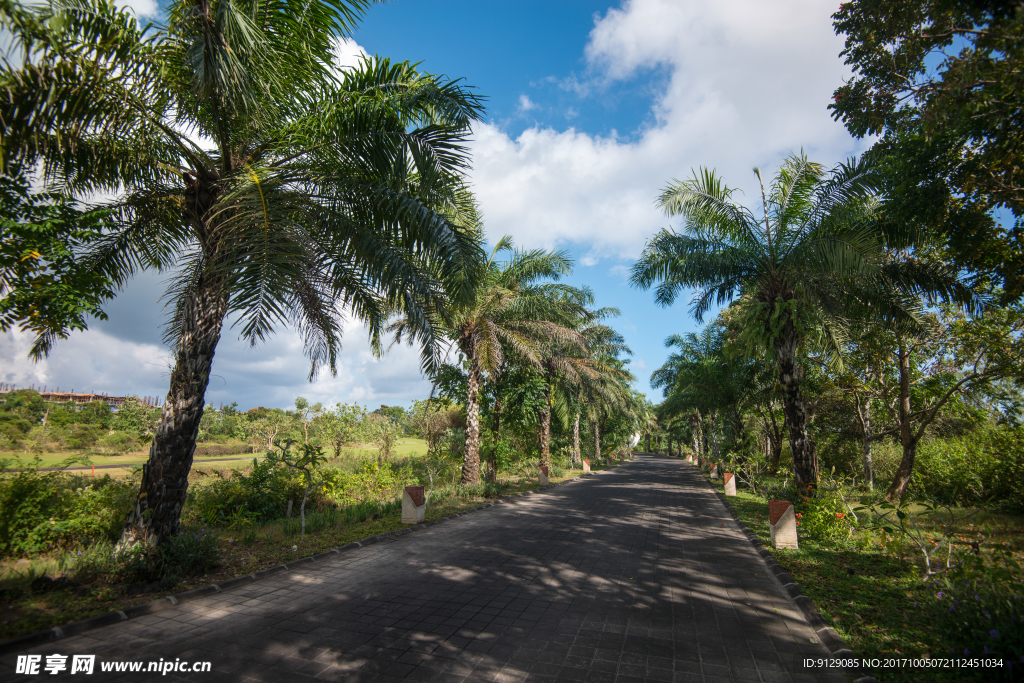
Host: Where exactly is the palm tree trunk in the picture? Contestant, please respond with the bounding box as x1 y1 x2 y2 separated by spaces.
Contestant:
710 412 720 461
689 412 701 457
571 411 581 467
593 421 600 460
775 328 818 485
767 405 783 472
120 273 228 548
886 343 916 501
486 394 502 482
539 379 553 468
855 393 874 488
462 354 482 485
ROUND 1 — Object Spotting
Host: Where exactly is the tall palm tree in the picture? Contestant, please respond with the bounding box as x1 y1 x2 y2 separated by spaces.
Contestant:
632 152 944 485
553 314 632 466
1 0 485 546
398 237 589 485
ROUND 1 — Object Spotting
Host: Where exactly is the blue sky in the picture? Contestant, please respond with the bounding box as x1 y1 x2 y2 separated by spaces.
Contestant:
1 0 868 410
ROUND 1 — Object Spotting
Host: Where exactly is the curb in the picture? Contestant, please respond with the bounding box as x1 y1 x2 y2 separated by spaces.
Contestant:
0 471 603 655
686 460 880 683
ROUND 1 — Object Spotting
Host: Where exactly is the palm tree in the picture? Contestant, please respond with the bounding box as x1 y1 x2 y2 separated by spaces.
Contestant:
2 0 485 546
557 315 632 466
398 237 589 485
632 152 929 485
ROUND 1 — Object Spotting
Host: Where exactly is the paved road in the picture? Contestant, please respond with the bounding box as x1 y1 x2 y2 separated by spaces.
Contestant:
4 455 846 682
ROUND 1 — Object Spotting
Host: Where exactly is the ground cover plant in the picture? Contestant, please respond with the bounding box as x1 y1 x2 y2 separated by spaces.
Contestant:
710 470 1024 683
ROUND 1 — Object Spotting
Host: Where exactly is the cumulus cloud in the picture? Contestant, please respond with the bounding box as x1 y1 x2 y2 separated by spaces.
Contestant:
517 94 537 112
469 0 863 261
117 0 159 19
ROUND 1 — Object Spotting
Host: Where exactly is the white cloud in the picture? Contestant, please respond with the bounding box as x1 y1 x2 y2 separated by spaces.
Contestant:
469 0 863 261
517 94 537 112
117 0 159 19
333 37 369 71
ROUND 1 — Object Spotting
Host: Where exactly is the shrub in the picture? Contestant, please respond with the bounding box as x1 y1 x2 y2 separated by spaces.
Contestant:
0 462 135 556
97 431 139 454
937 557 1023 680
185 457 305 527
798 491 856 547
81 528 221 584
65 424 101 450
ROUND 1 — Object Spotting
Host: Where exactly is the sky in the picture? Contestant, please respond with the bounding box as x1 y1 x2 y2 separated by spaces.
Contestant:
0 0 870 411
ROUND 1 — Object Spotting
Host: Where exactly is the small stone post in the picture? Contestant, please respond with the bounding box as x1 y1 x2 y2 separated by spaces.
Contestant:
710 462 718 479
768 500 798 549
402 485 426 524
538 465 549 486
606 455 614 466
686 454 693 464
724 472 736 496
582 459 590 474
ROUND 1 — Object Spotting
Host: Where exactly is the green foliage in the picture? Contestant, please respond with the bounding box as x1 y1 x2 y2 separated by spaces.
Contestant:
832 0 1024 299
0 460 135 556
111 397 158 439
938 552 1023 678
0 389 45 421
0 166 115 359
186 458 307 527
910 427 1024 508
799 491 856 548
100 528 220 583
321 460 406 505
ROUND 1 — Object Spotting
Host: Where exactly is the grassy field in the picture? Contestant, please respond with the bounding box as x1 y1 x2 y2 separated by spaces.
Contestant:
0 438 431 474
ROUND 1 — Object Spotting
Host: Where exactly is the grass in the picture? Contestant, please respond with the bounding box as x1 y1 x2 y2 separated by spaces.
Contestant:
709 472 1024 683
0 457 611 641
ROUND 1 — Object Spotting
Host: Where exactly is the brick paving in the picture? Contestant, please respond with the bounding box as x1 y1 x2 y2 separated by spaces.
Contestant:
3 454 847 682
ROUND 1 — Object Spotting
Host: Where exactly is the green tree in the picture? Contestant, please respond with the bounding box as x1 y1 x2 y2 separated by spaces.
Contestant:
0 166 115 358
395 237 589 484
631 153 931 485
831 0 1024 300
1 0 485 547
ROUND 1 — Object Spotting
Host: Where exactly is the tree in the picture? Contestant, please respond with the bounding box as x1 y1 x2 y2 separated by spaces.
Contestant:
1 0 485 547
311 402 366 459
0 165 114 358
876 304 1024 500
831 0 1024 300
631 152 925 485
396 237 589 485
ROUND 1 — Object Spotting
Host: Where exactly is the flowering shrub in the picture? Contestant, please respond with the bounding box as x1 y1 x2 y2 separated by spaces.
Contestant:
798 493 856 547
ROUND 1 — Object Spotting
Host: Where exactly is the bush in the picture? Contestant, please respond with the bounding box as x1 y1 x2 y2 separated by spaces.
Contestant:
937 559 1023 680
0 462 136 556
910 426 1024 508
65 424 101 450
76 528 220 584
797 490 856 547
97 431 139 454
185 457 305 527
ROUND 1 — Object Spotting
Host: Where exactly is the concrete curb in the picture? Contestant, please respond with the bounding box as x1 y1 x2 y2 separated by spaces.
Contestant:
0 471 600 656
681 457 880 683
